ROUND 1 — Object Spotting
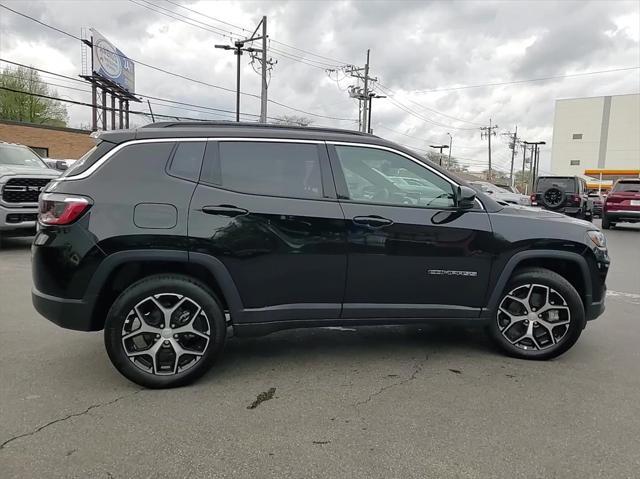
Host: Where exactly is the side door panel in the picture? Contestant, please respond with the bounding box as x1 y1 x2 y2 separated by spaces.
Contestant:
188 140 347 324
328 143 494 319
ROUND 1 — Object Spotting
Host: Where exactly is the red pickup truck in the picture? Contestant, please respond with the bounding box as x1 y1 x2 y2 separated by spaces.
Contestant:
602 178 640 229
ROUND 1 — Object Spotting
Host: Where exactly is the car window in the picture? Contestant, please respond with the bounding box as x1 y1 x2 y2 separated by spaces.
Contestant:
334 145 455 208
613 181 640 192
537 177 576 192
218 142 322 199
167 141 205 181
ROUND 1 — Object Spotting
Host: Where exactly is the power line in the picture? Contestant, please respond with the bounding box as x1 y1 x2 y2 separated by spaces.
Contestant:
130 0 343 71
0 60 264 119
376 81 484 127
0 3 355 122
163 0 353 66
406 66 640 94
383 94 477 131
0 85 234 122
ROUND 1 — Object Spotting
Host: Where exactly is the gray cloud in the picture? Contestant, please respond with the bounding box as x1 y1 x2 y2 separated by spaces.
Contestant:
0 0 638 171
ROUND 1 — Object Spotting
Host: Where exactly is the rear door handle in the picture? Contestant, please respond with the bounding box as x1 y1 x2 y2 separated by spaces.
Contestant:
353 215 393 227
201 205 249 217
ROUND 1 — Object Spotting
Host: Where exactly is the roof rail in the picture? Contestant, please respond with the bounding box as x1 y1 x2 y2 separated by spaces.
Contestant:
141 121 372 137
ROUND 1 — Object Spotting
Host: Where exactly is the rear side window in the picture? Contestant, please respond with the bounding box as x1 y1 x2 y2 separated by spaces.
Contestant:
613 181 640 192
62 141 116 177
536 177 576 192
167 141 205 181
217 142 323 199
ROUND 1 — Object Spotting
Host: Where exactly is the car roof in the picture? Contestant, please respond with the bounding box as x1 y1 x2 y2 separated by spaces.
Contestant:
97 121 386 145
617 178 640 182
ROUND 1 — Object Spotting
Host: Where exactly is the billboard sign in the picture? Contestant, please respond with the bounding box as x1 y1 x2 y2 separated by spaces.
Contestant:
91 28 135 93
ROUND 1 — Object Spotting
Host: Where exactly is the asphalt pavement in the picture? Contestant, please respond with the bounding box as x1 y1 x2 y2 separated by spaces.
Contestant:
1 220 639 478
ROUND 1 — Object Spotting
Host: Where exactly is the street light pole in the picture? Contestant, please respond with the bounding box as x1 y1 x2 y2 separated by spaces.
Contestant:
216 41 262 122
446 133 453 169
367 92 386 134
429 144 449 166
235 42 242 122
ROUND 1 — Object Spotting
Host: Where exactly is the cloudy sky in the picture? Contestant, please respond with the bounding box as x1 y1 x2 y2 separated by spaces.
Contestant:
1 0 639 173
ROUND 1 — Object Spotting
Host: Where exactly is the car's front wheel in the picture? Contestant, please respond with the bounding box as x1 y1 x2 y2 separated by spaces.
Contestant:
104 274 226 388
487 268 585 360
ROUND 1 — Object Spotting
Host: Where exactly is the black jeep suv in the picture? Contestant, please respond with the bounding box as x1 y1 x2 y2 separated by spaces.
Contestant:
531 176 594 220
32 123 609 388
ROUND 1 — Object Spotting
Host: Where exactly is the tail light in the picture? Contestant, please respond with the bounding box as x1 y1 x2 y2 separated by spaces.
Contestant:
571 194 581 204
39 193 92 225
605 194 622 204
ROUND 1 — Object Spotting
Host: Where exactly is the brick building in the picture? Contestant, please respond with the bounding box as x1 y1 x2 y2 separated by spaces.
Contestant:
0 119 93 159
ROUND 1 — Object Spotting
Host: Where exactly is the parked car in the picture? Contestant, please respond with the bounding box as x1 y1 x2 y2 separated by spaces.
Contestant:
32 122 609 388
531 176 593 220
602 178 640 229
0 142 60 242
495 183 519 194
587 191 604 218
469 181 531 206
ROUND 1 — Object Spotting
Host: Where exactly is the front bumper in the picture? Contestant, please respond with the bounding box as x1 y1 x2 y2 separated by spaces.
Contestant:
586 283 606 321
32 287 99 331
0 203 38 233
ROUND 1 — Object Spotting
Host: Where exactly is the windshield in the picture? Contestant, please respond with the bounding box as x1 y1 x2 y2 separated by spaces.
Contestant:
537 177 576 192
613 181 640 193
0 144 48 168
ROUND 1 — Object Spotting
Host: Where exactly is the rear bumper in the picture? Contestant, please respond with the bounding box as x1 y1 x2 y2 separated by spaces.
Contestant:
32 287 99 331
604 210 640 222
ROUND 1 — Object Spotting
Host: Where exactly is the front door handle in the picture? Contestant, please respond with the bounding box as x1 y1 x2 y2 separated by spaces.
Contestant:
353 215 393 227
202 205 249 217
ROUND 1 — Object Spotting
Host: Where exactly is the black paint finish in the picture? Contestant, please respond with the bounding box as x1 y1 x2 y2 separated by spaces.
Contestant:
31 124 609 333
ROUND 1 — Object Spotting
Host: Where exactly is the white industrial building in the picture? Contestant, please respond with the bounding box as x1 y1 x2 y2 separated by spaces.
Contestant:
550 93 640 179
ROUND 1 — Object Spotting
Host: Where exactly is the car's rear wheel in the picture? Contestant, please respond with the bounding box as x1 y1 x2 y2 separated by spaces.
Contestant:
601 214 611 229
487 268 585 360
104 274 226 388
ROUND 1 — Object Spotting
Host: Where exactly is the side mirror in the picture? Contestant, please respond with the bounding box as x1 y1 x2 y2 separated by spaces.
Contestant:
55 160 68 171
456 185 476 209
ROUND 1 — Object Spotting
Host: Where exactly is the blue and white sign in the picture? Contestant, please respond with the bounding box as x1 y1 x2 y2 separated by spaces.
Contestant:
91 28 135 93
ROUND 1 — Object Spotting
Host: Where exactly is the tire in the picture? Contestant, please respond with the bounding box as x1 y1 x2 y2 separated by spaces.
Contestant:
104 274 227 388
487 267 586 360
601 214 610 229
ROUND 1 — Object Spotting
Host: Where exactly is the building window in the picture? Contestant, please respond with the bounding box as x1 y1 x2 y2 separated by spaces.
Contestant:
570 160 581 166
29 146 49 158
572 133 583 140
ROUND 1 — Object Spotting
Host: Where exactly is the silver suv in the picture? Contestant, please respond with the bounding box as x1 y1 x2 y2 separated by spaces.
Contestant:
0 142 59 242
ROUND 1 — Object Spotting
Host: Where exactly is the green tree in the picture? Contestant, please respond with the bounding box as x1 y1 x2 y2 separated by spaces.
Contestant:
0 66 68 126
273 115 313 127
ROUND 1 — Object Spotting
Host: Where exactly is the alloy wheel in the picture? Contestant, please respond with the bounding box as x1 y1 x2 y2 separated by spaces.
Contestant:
497 283 571 351
121 293 211 375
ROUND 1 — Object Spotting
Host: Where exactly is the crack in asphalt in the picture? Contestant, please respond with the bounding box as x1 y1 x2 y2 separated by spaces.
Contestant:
0 389 143 451
353 354 427 408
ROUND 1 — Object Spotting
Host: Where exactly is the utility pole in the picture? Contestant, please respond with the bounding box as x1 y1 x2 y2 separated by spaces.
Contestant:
509 126 518 187
362 49 370 133
215 41 262 122
345 50 377 133
523 141 546 193
260 16 267 123
521 141 527 194
447 133 453 169
480 119 498 181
